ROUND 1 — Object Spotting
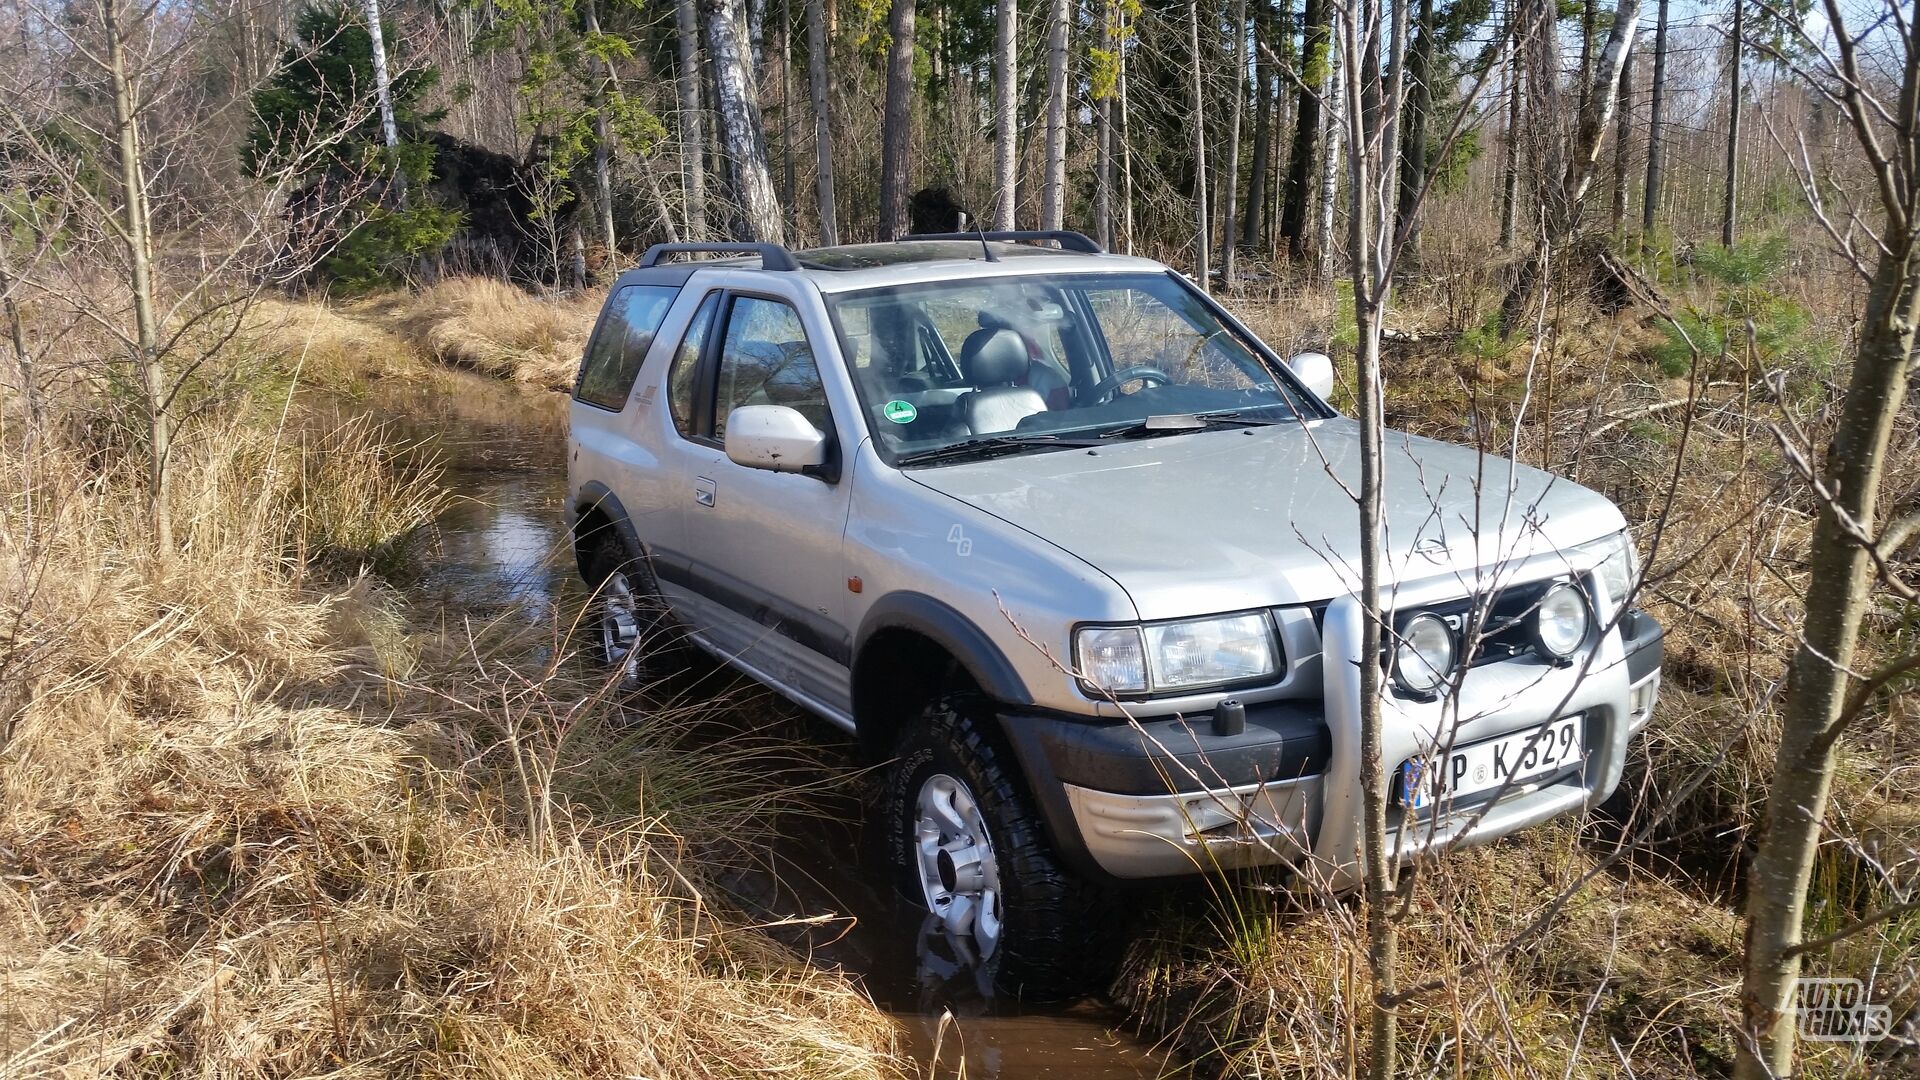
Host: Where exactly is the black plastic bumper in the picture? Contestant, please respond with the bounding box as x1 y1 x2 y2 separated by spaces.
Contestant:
997 700 1331 882
1622 607 1664 684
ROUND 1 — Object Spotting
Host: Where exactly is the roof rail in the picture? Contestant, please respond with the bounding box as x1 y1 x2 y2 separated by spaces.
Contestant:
638 242 799 271
901 230 1104 254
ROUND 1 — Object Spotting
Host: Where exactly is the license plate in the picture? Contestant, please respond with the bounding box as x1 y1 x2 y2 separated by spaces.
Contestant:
1399 715 1585 811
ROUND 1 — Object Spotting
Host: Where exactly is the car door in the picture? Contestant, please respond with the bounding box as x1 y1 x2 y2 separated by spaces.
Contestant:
569 280 687 556
664 281 858 723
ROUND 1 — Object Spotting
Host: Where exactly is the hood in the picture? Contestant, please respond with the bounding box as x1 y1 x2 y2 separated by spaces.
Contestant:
907 418 1626 621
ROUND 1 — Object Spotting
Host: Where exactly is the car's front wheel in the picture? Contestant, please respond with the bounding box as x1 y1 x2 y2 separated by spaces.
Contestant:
582 530 681 687
884 692 1114 999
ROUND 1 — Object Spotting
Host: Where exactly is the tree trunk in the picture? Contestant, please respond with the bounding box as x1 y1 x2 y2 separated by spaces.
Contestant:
1041 0 1069 230
582 0 620 263
1611 40 1633 236
878 0 915 239
1578 0 1596 113
704 0 785 243
994 0 1018 229
1243 10 1271 250
1220 0 1246 281
101 0 171 551
1187 0 1209 289
677 0 709 239
1330 0 1408 1070
1281 0 1327 259
1640 0 1667 249
362 0 400 154
1095 0 1116 248
781 0 796 209
1315 35 1341 279
1500 9 1521 250
807 0 837 244
1395 0 1434 272
1734 193 1917 1080
1119 7 1134 252
1721 0 1741 248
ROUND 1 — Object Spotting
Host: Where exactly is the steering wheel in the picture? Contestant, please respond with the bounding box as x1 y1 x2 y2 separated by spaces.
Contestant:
1088 365 1174 404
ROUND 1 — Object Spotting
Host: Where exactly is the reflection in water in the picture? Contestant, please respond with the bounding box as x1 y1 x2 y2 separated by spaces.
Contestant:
422 471 577 615
431 467 1171 1080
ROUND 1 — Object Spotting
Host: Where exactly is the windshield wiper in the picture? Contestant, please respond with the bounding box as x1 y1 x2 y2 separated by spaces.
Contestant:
1096 411 1290 438
894 433 1101 468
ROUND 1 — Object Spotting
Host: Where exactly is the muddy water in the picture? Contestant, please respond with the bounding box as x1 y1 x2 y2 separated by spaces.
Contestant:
427 469 1174 1080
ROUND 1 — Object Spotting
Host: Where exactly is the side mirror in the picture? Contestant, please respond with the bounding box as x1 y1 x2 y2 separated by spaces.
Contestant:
723 405 830 473
1286 351 1336 400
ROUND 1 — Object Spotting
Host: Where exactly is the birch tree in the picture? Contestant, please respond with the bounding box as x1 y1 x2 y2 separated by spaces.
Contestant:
1734 6 1919 1073
677 0 708 239
1219 0 1246 280
1721 0 1743 247
1040 0 1069 231
994 0 1018 229
1186 0 1208 287
1242 10 1271 250
703 0 784 242
1329 0 1412 1064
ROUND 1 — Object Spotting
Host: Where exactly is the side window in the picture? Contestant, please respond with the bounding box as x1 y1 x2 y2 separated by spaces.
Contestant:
667 292 721 437
575 284 679 410
713 297 829 442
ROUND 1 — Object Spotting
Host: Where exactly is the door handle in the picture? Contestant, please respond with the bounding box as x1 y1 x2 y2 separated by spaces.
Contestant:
693 476 716 507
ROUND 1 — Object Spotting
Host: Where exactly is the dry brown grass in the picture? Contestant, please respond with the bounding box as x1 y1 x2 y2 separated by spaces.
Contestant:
376 277 604 391
0 408 897 1077
239 291 573 466
1120 833 1745 1078
1181 259 1919 1077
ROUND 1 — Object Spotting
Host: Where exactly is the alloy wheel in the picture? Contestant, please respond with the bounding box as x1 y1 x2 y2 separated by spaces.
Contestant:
913 772 1004 959
598 570 641 680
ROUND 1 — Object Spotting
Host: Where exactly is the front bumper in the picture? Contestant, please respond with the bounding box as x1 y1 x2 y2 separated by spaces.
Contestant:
1000 603 1664 883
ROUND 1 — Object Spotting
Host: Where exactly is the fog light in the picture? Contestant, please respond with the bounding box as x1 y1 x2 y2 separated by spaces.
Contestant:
1393 613 1457 695
1532 582 1591 660
1630 675 1660 730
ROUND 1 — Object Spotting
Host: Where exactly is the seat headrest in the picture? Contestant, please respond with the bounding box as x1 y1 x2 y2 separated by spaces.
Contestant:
961 327 1028 385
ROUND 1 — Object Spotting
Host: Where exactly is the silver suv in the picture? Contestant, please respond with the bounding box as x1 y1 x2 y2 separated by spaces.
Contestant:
566 233 1664 993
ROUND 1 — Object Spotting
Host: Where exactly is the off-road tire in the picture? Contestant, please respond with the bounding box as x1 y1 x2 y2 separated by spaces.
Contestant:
582 529 685 686
884 692 1118 1000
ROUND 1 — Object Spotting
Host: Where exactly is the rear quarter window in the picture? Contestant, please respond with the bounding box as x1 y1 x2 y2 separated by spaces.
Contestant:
575 284 679 411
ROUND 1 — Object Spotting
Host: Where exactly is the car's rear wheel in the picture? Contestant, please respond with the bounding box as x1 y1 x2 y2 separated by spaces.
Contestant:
582 530 681 687
884 691 1116 999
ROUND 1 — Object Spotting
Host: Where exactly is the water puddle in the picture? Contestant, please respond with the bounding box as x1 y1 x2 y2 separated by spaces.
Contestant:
425 467 1174 1079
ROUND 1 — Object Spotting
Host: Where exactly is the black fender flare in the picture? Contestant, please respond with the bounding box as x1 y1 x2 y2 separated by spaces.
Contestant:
853 591 1032 705
570 481 648 578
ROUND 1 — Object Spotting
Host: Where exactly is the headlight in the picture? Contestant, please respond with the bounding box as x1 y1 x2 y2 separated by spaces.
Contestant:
1076 612 1279 695
1532 582 1591 659
1580 533 1639 608
1076 625 1148 693
1393 612 1457 695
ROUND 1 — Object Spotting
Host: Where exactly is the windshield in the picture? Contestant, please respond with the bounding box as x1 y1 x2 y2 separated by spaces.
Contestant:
825 271 1326 465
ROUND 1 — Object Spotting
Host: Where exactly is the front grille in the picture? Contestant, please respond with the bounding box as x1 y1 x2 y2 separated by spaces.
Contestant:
1395 577 1576 670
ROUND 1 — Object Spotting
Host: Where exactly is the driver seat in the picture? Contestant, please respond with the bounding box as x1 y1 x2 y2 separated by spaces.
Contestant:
958 329 1048 434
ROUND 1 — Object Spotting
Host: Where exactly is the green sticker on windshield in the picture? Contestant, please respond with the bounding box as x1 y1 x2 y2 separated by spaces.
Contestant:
883 399 918 424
